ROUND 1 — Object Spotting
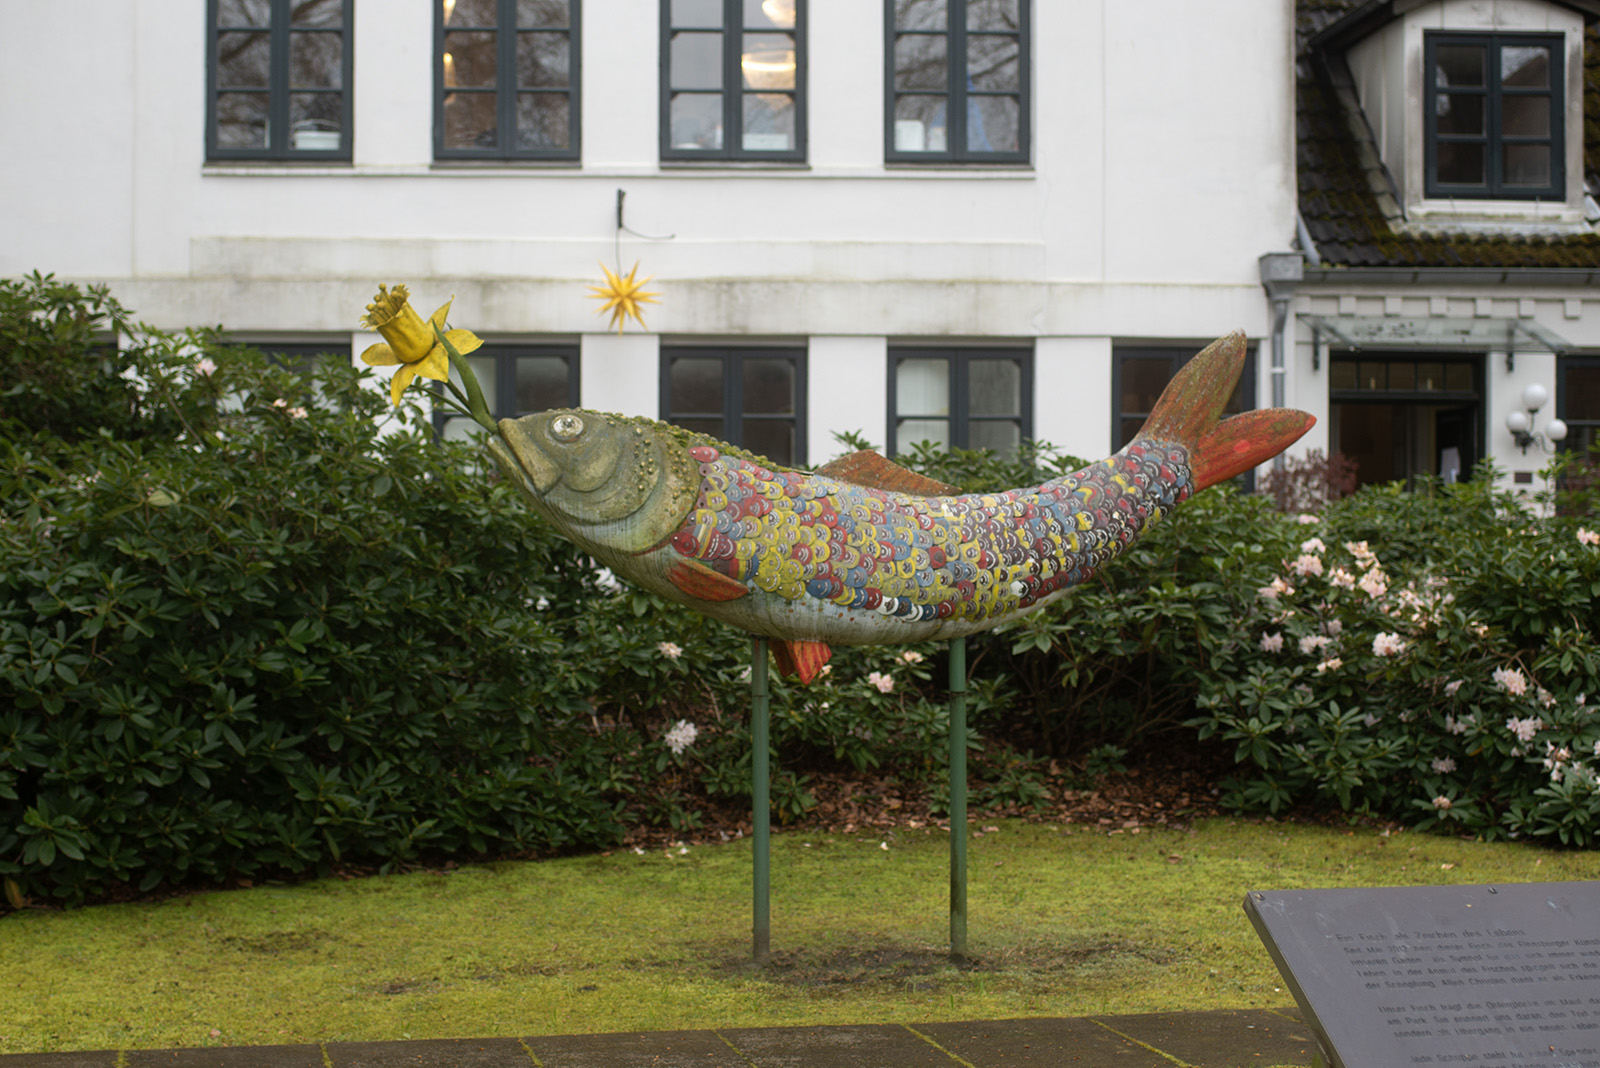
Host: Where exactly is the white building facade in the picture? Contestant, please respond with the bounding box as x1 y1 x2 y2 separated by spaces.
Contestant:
4 0 1597 485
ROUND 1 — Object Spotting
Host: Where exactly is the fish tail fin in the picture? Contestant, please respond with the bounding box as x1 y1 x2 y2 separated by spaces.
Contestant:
1135 331 1315 491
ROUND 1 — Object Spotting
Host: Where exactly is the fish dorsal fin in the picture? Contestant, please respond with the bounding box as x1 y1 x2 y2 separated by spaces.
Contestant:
667 559 749 602
771 639 832 684
815 451 959 497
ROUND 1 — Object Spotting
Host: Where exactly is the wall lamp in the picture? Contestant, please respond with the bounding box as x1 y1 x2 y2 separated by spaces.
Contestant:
1506 383 1567 454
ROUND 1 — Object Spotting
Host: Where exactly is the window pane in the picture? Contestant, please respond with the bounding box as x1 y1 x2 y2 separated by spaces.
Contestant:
217 32 271 87
218 0 270 27
290 32 342 89
742 359 795 414
1415 363 1442 392
1358 362 1387 391
745 0 795 30
1503 144 1551 186
742 33 795 90
1117 417 1143 449
893 95 948 152
291 0 342 26
1568 366 1600 417
1120 357 1173 415
518 0 570 28
1435 94 1483 136
969 419 1021 454
897 417 950 453
516 92 570 149
442 415 485 441
1502 45 1549 88
669 93 723 149
1502 95 1550 138
743 420 795 465
967 94 1019 153
894 34 948 91
968 358 1020 416
516 355 570 413
445 0 497 26
1437 142 1484 185
677 417 724 440
217 93 269 147
671 31 723 89
966 0 1018 30
670 357 723 414
1435 44 1484 88
448 355 498 413
742 93 794 150
443 91 498 148
671 0 723 27
289 95 342 145
968 34 1018 92
445 31 498 87
895 0 946 32
1445 362 1474 393
898 358 950 415
1388 362 1415 391
518 31 570 88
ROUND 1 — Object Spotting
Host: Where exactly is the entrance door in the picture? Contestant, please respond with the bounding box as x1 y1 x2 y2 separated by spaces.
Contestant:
1328 353 1483 490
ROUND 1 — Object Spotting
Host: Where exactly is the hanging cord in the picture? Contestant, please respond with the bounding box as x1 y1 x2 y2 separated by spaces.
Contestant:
614 188 675 271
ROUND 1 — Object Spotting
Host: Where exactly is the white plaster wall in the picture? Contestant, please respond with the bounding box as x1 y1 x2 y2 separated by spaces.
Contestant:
1347 21 1411 199
806 336 888 467
1033 336 1112 461
580 333 660 418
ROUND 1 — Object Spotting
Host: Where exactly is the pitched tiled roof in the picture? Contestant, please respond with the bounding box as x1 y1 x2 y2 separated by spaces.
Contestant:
1298 0 1600 268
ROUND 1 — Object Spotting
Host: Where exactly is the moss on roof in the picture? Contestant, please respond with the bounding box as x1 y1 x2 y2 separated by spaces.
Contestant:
1298 0 1600 269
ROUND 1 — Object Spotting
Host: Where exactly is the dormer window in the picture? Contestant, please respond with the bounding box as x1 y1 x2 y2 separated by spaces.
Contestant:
1425 31 1564 201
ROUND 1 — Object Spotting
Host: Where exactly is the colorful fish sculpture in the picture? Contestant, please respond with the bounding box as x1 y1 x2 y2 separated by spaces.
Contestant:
488 332 1312 682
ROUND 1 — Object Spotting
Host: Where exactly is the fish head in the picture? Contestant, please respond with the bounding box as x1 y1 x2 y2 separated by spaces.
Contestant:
489 409 700 553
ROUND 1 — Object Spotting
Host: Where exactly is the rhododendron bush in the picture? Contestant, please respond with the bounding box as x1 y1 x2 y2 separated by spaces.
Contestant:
1192 476 1600 845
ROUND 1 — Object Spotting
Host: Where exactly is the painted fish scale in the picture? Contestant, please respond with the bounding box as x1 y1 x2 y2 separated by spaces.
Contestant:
670 440 1193 634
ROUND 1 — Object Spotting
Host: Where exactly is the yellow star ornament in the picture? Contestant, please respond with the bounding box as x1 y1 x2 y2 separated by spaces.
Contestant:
360 283 484 406
588 261 660 334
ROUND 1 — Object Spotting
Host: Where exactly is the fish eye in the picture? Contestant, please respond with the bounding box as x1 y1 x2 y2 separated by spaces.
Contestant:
550 414 584 441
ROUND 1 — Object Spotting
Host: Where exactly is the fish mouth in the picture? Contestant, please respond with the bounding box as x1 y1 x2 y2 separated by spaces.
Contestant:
494 418 562 493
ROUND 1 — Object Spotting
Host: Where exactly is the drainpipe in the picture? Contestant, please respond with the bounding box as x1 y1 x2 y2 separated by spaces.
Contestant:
1258 251 1305 470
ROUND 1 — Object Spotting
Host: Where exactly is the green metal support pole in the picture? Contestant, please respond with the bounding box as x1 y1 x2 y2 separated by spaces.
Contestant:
751 638 771 964
948 636 968 961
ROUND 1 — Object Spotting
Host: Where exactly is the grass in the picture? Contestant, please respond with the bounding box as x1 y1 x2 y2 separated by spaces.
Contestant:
3 816 1598 1054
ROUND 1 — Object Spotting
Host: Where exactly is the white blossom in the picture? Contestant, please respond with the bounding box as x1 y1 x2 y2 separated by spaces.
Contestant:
1300 537 1327 555
1299 634 1332 655
1492 667 1528 696
1578 528 1600 547
1329 568 1356 590
1433 796 1453 811
194 357 217 376
1431 757 1457 774
1316 657 1342 674
1260 632 1284 653
1290 554 1324 578
897 650 924 665
593 567 623 593
657 641 682 661
1444 680 1464 697
1505 716 1543 743
867 671 894 694
1357 568 1388 599
1372 632 1405 657
1296 514 1321 525
664 720 699 754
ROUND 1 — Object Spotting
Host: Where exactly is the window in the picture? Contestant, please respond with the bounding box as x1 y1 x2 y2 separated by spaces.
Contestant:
437 343 580 439
662 349 806 465
208 0 352 161
1114 345 1258 488
1328 352 1481 489
1558 355 1600 454
885 0 1028 164
1425 31 1563 200
436 0 581 160
661 0 805 161
888 349 1031 457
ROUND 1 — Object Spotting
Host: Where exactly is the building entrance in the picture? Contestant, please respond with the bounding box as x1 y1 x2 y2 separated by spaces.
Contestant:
1328 353 1483 490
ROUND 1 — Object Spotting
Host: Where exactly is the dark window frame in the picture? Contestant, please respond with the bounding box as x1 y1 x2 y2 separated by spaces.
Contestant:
1423 30 1565 200
660 347 808 465
434 0 583 162
433 342 582 437
884 0 1030 165
1558 353 1600 454
206 0 353 162
886 347 1033 457
659 0 808 163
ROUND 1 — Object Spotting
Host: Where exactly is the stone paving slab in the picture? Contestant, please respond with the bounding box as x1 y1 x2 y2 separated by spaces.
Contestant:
0 1011 1317 1068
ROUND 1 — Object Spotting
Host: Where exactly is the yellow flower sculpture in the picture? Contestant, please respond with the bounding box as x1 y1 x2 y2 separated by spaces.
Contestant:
360 283 484 406
588 261 660 334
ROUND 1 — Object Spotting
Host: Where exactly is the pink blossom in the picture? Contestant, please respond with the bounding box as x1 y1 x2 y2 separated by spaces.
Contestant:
867 671 894 694
1432 796 1453 811
288 406 308 419
1296 514 1321 525
1357 569 1388 599
1290 554 1324 578
1578 528 1600 547
195 357 217 376
897 650 924 665
1492 667 1527 696
1258 576 1295 601
1372 632 1405 657
1324 619 1343 637
1315 657 1342 674
1299 634 1331 655
1300 537 1327 555
1259 632 1284 653
1329 568 1356 590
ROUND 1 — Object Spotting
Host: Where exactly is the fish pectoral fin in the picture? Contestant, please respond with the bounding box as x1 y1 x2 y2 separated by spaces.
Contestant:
814 450 960 497
667 559 750 602
771 639 832 685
